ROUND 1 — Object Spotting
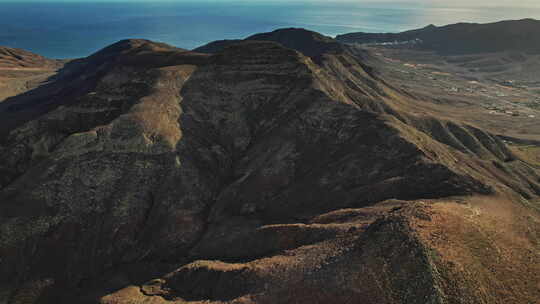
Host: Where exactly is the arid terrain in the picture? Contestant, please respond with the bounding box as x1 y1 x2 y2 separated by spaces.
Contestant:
357 47 540 142
0 47 63 102
0 22 539 304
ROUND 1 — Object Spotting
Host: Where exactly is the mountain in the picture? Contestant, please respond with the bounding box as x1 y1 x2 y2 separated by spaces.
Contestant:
194 28 349 63
192 39 242 54
336 19 540 55
0 46 60 69
0 28 539 304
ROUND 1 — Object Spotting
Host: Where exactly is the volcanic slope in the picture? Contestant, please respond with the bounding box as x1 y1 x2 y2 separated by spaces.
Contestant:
0 30 539 304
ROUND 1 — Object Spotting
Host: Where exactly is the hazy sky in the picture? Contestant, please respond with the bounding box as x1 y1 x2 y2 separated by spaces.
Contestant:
1 0 539 7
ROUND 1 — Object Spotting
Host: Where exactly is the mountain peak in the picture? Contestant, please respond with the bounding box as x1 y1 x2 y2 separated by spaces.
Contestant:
211 40 305 64
247 27 345 59
89 39 186 61
194 27 345 61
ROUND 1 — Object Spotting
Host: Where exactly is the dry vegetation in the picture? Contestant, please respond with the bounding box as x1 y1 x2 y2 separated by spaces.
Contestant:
511 145 540 167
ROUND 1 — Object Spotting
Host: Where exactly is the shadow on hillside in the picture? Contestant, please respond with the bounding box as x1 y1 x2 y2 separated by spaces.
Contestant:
35 261 185 303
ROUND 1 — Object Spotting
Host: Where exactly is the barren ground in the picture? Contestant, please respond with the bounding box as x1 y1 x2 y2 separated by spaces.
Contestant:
363 46 540 142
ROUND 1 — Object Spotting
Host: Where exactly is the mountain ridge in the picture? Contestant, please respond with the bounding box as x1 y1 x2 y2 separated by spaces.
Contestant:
0 27 539 304
194 28 346 61
336 18 540 55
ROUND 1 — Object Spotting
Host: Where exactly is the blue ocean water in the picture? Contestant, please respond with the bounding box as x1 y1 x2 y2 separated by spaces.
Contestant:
1 1 540 59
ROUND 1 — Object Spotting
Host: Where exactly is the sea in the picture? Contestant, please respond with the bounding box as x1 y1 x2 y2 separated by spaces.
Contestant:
1 1 540 59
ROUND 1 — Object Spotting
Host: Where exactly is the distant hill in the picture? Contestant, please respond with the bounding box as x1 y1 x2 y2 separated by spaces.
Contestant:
0 46 60 69
336 18 540 55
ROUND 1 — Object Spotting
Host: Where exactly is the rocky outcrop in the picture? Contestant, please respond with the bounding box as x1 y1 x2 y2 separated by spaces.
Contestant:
0 30 539 303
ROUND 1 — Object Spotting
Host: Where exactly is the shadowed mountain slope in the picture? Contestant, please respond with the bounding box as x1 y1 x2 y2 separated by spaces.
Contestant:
0 29 539 304
192 39 242 54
